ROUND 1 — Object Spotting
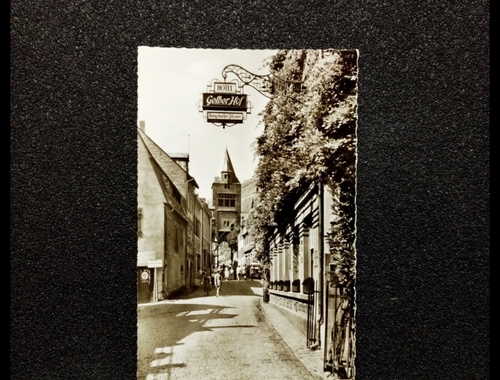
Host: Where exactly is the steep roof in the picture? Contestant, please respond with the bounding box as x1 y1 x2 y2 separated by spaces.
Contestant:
222 148 236 173
219 148 240 183
167 152 189 158
138 130 188 222
138 128 199 189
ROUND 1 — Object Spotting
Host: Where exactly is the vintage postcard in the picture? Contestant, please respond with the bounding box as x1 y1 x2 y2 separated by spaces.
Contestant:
137 47 358 379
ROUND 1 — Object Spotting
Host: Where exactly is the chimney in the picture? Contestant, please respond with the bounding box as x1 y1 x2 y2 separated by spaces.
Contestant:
139 120 145 132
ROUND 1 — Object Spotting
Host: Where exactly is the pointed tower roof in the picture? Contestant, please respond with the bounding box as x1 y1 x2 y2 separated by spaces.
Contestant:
221 148 240 183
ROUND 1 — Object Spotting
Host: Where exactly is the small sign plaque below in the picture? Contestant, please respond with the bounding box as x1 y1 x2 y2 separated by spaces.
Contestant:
207 112 244 124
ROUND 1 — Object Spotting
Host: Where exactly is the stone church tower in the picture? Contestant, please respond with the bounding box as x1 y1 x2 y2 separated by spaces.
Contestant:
211 149 242 243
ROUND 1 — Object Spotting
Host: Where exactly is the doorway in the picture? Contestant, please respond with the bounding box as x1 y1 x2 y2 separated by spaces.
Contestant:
137 267 154 304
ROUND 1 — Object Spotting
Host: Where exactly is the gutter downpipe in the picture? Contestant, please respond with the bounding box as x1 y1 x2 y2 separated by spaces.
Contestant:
317 183 324 343
164 203 169 299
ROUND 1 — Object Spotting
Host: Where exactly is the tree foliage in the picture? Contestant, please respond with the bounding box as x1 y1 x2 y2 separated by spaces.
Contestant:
246 49 358 281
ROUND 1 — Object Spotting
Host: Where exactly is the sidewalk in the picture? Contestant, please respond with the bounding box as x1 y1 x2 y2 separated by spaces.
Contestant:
259 299 336 380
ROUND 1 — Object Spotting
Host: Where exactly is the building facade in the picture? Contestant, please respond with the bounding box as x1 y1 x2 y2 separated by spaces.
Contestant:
138 123 210 302
237 178 258 266
193 195 213 284
266 183 355 377
211 149 241 267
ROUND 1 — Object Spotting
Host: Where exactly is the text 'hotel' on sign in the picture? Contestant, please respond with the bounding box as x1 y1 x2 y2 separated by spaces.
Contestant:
214 82 237 94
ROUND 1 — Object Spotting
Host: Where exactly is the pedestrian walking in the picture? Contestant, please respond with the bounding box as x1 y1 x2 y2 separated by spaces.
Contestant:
211 268 216 290
214 270 222 297
202 269 211 296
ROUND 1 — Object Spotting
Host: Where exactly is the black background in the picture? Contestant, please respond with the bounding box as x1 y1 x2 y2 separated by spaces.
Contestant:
11 1 489 379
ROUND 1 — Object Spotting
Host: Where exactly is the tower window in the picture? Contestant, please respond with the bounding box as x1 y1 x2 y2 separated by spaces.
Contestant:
223 220 235 230
218 194 236 207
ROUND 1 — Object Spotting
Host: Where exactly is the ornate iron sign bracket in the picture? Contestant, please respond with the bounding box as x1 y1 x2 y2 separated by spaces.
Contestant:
221 64 304 99
199 63 303 128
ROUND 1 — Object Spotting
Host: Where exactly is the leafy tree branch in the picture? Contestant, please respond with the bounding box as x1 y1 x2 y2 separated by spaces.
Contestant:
247 49 358 283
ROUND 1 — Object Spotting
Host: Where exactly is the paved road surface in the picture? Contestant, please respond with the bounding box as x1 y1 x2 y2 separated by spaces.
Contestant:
138 279 318 380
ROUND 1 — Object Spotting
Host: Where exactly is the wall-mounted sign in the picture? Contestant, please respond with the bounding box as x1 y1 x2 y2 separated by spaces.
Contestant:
207 112 244 124
202 93 247 111
213 82 237 94
147 259 163 268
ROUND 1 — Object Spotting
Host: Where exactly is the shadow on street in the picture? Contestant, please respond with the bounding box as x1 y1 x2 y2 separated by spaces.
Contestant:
138 279 266 380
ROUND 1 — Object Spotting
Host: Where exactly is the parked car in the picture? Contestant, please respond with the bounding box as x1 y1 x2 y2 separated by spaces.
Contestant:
250 264 262 279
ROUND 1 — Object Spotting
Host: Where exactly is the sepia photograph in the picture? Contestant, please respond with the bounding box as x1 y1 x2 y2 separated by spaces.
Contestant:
11 1 489 378
137 47 358 379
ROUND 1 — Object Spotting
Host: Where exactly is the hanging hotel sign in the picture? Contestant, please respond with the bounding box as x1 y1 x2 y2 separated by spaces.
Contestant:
199 77 251 128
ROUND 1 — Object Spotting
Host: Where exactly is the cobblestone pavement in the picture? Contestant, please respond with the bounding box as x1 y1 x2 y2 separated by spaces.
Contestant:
138 279 321 380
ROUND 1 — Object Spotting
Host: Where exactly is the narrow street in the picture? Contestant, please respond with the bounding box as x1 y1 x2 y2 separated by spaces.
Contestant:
137 279 318 380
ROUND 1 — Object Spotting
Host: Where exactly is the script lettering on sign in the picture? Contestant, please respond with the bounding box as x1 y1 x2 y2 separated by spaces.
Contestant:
202 93 247 111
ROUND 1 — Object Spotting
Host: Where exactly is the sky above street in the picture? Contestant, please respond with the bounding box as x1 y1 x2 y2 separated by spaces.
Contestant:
137 47 278 202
